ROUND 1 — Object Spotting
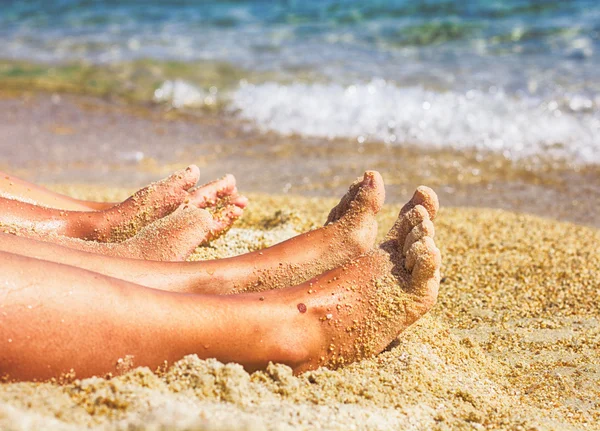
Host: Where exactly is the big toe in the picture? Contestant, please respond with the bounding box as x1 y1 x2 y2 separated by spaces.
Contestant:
358 171 385 213
326 170 385 225
164 165 201 192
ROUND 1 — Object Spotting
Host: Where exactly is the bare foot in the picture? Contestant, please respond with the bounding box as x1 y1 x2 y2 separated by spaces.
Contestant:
189 174 249 210
123 204 244 261
322 170 385 255
229 171 385 294
91 166 201 242
96 170 248 243
265 186 441 373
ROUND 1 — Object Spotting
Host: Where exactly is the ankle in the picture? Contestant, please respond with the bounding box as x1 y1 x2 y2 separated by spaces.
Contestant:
335 215 377 257
258 303 315 371
72 211 108 241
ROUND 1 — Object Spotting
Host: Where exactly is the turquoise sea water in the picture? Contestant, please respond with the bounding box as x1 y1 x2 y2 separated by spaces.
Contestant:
1 0 599 163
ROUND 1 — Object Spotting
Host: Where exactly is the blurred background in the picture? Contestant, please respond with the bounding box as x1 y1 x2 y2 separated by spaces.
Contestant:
0 0 598 225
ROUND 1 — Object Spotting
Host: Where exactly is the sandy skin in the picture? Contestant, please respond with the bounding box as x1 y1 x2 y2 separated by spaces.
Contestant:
0 166 248 243
0 169 247 211
0 171 384 287
9 203 245 261
0 184 440 381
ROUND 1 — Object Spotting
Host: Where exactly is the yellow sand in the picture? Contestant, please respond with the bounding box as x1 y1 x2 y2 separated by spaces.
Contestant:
0 187 598 431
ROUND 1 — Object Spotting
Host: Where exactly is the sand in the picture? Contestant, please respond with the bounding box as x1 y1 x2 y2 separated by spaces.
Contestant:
0 186 598 430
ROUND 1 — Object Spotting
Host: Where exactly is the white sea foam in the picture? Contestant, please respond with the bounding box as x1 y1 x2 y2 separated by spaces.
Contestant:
153 80 212 108
229 80 600 164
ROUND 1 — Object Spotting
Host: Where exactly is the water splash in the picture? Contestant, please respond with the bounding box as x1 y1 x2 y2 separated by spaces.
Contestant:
230 80 600 163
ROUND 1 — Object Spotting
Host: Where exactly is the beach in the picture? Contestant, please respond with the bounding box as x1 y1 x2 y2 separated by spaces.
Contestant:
1 1 600 429
1 187 598 430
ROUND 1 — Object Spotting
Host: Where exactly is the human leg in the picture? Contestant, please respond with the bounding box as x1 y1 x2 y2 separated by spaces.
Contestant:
3 203 242 261
0 186 440 381
0 169 247 212
0 166 245 244
0 171 386 291
0 170 114 210
0 166 200 241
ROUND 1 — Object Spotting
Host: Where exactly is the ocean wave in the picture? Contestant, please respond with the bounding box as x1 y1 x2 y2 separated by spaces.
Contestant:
229 80 600 164
154 80 213 108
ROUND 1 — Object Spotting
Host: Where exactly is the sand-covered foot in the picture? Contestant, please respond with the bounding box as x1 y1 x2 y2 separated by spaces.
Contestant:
189 174 248 210
228 171 385 295
90 166 201 242
273 186 440 373
324 170 385 253
122 203 243 261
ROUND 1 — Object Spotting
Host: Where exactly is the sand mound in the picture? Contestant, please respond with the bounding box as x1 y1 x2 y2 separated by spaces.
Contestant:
1 190 598 430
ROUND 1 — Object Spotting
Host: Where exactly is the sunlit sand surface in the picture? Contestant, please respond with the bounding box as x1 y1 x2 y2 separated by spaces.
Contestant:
1 189 597 430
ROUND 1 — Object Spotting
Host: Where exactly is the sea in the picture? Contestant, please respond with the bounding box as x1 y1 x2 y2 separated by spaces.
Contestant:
1 0 599 164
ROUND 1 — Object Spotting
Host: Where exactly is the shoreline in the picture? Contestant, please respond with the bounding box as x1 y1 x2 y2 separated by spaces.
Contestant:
0 189 598 430
1 91 600 228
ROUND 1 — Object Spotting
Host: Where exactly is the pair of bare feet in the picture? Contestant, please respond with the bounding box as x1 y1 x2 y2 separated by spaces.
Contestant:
0 166 248 260
0 170 441 380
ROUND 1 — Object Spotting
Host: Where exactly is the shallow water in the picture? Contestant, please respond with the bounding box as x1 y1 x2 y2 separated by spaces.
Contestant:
1 0 599 163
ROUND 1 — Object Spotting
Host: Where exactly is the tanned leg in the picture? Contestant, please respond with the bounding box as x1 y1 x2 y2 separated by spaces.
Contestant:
0 250 306 381
0 170 114 211
0 166 199 240
0 187 440 381
0 167 247 243
0 171 384 291
0 170 247 212
5 203 243 262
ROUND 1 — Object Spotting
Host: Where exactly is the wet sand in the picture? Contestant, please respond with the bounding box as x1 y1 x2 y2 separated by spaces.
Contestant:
1 187 598 431
2 92 600 228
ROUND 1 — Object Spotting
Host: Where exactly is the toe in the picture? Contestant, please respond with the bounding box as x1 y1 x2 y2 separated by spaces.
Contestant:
413 249 441 311
167 165 201 191
406 236 441 288
396 205 429 250
325 170 385 225
413 186 439 220
405 236 438 272
400 186 439 221
395 236 441 323
208 205 243 241
356 171 385 214
216 174 237 198
190 174 237 208
219 204 244 223
230 194 249 209
403 219 435 255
